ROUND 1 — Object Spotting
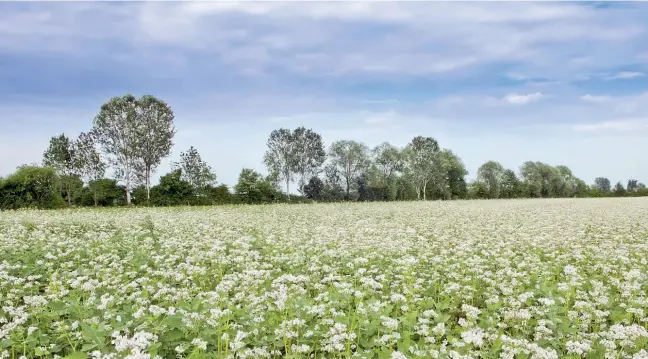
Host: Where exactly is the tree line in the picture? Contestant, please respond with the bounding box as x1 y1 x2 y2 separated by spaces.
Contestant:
1 94 646 210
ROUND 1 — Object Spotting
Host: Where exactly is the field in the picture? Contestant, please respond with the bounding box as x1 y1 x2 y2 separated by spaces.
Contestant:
1 199 648 359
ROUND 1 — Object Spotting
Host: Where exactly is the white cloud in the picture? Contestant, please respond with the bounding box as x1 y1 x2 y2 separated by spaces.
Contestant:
572 118 648 133
2 2 646 79
502 92 544 105
580 94 611 103
607 71 645 80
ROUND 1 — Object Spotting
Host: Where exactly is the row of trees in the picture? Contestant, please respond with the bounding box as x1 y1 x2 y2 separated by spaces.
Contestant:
473 161 647 199
1 93 646 210
262 129 470 202
261 128 648 202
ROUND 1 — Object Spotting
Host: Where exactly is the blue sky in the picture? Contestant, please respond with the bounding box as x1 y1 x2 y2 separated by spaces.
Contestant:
1 1 647 188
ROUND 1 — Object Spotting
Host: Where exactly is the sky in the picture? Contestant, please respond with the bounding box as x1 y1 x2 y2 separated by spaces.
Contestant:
1 1 647 188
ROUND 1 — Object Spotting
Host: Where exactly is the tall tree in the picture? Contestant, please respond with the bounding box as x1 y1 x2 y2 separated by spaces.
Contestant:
594 177 611 193
627 179 639 192
373 142 404 188
328 140 370 198
440 149 468 200
263 128 296 197
477 161 505 199
171 146 216 196
134 95 176 203
92 94 140 205
292 127 326 195
405 136 440 200
75 132 107 206
520 161 557 198
554 165 576 198
42 134 81 206
500 169 520 198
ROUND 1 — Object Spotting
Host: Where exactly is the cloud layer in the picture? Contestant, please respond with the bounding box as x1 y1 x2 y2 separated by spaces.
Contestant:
1 2 647 186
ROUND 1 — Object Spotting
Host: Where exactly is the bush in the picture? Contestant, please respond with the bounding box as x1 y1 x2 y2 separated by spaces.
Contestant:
0 166 65 210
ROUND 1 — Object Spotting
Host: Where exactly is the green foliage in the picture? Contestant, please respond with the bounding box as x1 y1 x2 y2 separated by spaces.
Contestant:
0 166 65 210
84 179 126 206
43 134 84 206
594 177 611 193
477 161 505 199
150 169 195 206
234 168 283 204
328 140 371 198
171 146 216 197
500 169 520 198
303 176 325 201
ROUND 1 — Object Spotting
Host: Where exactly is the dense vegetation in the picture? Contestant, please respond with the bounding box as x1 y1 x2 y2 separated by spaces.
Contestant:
1 94 646 210
2 199 648 358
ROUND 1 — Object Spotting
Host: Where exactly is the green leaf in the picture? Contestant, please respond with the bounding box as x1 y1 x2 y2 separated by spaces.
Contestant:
166 328 185 341
35 347 49 356
163 315 184 329
81 343 98 352
81 324 105 349
63 353 88 359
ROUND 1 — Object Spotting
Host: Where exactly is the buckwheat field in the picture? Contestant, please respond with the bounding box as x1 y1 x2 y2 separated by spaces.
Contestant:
2 198 648 359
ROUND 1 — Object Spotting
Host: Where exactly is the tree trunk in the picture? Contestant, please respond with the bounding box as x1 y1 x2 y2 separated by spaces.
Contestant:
125 180 131 205
125 166 132 205
66 185 71 206
286 178 290 201
146 167 151 204
423 181 427 201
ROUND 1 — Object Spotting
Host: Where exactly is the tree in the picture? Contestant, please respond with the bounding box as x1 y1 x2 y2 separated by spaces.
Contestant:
42 134 82 206
303 176 324 201
0 166 65 210
520 161 542 198
554 165 577 198
292 127 326 195
172 146 217 196
75 132 107 206
234 168 281 204
372 142 405 197
405 136 440 200
500 169 520 198
468 181 488 199
321 164 346 201
150 169 194 206
92 94 140 205
594 177 611 193
263 129 296 198
83 179 125 206
627 179 639 192
134 95 176 203
573 178 590 198
520 161 559 198
440 149 468 200
613 181 626 196
328 140 370 199
477 161 505 199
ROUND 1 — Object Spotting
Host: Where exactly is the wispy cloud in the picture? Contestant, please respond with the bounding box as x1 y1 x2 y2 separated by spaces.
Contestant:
606 71 645 80
572 118 648 133
1 2 648 185
580 94 612 103
502 92 544 105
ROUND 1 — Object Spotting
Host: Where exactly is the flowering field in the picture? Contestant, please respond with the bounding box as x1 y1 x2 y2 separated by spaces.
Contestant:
1 199 648 359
